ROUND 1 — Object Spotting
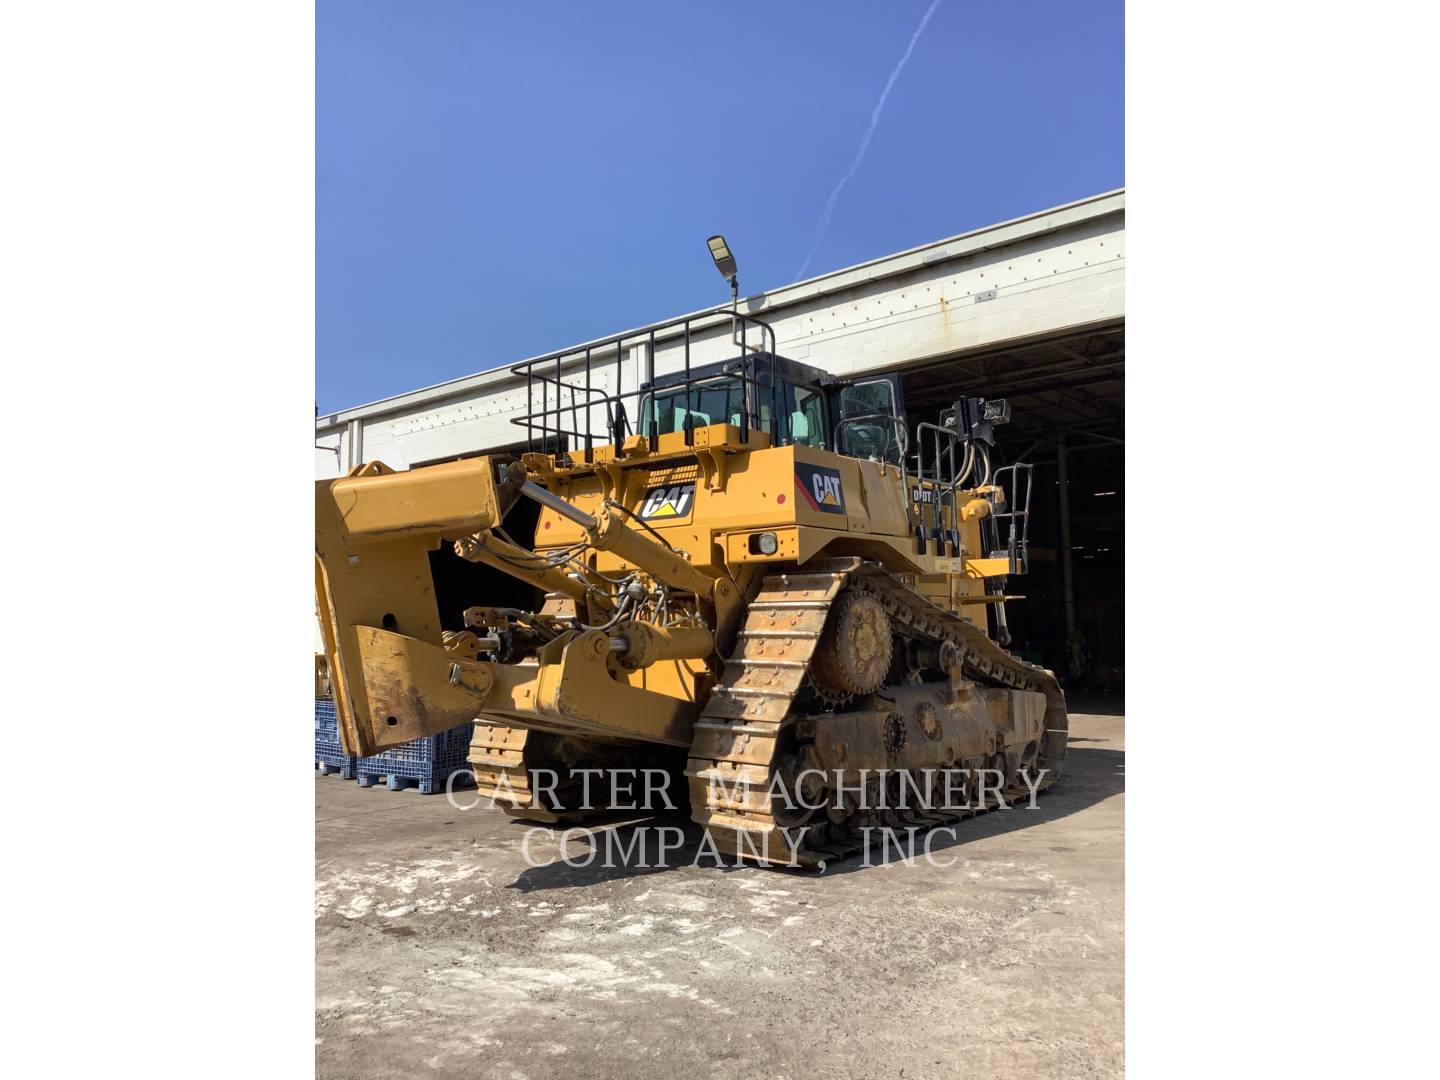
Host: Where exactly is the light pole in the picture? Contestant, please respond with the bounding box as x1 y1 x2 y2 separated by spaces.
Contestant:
707 234 746 353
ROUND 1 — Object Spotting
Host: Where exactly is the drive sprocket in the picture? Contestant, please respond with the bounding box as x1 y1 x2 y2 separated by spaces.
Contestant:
810 590 893 696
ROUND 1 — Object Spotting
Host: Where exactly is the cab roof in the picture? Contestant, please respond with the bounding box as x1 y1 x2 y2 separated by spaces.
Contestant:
642 351 836 392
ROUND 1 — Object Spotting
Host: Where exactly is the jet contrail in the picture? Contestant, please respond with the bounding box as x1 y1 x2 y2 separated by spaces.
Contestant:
795 0 943 280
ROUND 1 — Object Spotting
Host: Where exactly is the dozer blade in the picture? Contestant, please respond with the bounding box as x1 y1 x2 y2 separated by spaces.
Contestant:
316 456 523 756
348 625 498 747
337 622 699 755
316 456 702 756
327 456 518 542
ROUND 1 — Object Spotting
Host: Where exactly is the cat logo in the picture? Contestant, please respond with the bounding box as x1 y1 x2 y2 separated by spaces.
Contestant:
794 464 846 515
638 483 695 521
812 473 843 507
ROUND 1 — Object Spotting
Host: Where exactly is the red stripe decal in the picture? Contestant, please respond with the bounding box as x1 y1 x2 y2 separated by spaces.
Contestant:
795 474 821 510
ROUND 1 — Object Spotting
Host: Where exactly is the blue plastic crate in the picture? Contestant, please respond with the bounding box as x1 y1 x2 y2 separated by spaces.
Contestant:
353 722 475 795
314 697 357 778
315 697 474 794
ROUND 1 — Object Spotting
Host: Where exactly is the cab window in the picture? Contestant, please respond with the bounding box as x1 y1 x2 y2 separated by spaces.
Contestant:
782 381 826 447
837 379 904 463
839 379 897 420
642 375 829 448
641 377 747 435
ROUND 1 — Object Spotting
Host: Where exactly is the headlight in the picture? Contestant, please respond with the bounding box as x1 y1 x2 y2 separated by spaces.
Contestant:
756 532 778 555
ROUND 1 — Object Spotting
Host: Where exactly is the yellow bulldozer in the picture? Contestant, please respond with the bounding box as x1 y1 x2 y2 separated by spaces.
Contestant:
316 306 1066 866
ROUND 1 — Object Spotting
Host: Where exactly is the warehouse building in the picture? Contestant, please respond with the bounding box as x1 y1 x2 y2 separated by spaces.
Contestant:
315 190 1124 688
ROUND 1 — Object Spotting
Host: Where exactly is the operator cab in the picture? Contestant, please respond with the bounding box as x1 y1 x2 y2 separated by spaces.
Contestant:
639 351 908 466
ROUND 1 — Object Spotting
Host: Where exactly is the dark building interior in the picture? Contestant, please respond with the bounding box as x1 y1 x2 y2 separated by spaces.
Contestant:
899 321 1124 691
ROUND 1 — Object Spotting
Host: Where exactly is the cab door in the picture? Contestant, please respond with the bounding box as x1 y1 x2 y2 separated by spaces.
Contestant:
831 374 907 464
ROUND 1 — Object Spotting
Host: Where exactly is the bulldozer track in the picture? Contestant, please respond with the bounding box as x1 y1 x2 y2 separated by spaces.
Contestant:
468 722 545 818
467 722 600 824
686 557 1068 868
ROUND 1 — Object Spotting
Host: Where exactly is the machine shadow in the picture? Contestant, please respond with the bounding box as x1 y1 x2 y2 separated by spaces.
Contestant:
506 744 1124 890
818 745 1124 876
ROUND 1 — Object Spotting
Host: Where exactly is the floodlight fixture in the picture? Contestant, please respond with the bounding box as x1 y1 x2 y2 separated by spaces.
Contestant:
706 234 737 282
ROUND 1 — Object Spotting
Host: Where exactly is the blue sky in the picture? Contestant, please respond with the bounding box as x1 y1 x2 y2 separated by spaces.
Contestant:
317 0 1123 413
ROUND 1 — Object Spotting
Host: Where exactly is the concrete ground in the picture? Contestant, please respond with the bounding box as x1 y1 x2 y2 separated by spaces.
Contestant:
316 708 1124 1079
